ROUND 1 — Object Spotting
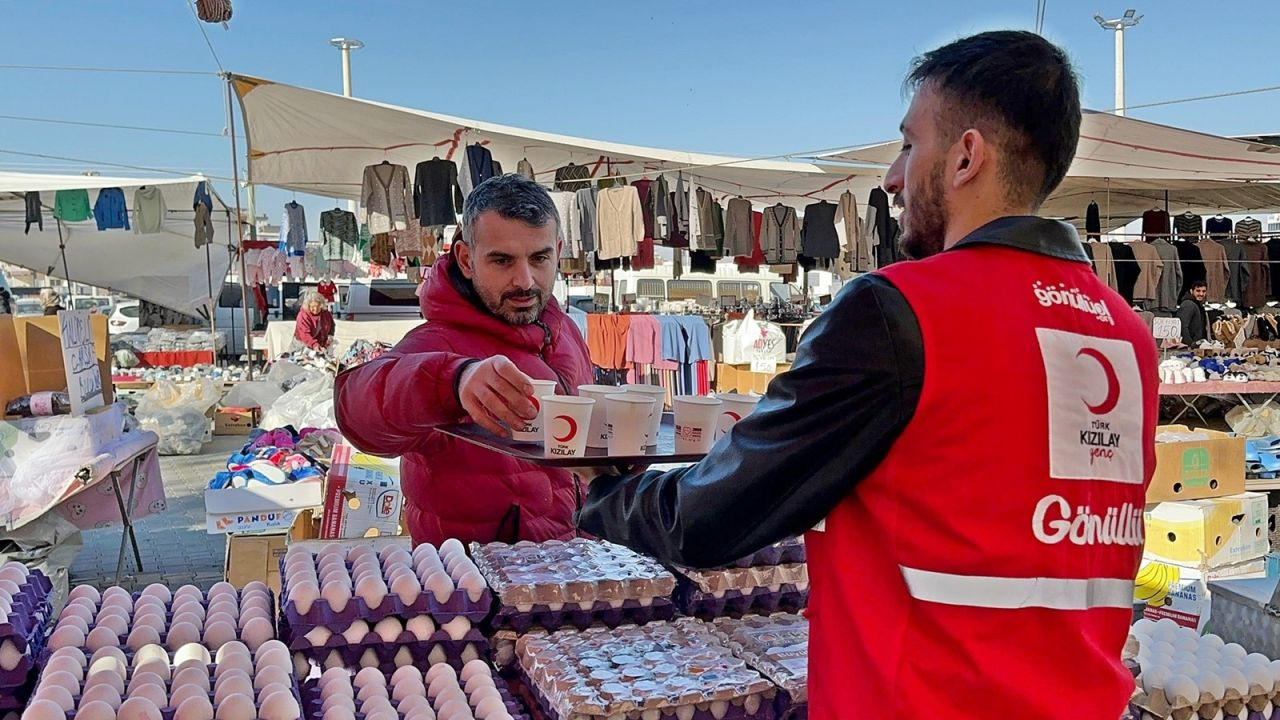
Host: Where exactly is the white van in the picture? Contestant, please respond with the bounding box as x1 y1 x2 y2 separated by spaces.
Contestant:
338 280 422 321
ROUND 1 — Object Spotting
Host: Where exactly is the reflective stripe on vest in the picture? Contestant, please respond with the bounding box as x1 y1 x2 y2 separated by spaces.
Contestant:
900 566 1133 611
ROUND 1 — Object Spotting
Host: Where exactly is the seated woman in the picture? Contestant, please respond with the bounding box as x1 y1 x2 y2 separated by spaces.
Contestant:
293 290 335 352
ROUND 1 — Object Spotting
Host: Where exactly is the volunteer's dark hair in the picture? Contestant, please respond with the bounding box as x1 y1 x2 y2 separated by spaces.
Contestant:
461 174 559 246
906 30 1081 208
1191 280 1208 290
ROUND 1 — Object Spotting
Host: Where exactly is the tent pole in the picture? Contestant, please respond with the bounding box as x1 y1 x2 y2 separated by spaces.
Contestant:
205 239 216 337
55 218 74 307
224 74 255 381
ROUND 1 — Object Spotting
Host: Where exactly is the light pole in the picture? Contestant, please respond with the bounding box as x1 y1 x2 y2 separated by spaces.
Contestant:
1094 9 1141 116
329 38 364 215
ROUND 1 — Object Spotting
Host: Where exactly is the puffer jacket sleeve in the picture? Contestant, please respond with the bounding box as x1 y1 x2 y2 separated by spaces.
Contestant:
335 325 477 457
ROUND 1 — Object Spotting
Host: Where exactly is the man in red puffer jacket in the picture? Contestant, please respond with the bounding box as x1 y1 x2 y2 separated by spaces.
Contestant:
336 175 593 545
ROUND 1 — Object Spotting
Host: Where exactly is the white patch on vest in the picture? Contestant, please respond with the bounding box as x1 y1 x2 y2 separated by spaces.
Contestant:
1036 328 1143 484
1031 281 1115 325
1030 494 1145 546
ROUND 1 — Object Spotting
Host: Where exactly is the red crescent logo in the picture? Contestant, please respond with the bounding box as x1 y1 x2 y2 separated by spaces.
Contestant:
722 411 742 422
553 415 577 442
529 395 540 412
1076 347 1120 415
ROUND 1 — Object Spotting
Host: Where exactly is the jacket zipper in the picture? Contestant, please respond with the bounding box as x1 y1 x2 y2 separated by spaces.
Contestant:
535 320 570 394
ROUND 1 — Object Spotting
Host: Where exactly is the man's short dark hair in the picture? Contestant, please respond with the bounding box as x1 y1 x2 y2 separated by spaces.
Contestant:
461 174 559 246
1191 280 1208 290
906 30 1081 208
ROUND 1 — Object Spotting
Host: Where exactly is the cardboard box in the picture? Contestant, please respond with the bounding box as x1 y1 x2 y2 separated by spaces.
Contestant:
204 478 324 534
1134 555 1266 631
214 406 260 436
1149 425 1245 503
321 444 404 539
0 315 113 410
715 363 791 395
1144 492 1270 569
1209 575 1280 659
224 531 289 596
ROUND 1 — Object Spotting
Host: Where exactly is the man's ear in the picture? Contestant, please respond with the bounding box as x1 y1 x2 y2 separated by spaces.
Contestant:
951 128 988 189
455 240 476 279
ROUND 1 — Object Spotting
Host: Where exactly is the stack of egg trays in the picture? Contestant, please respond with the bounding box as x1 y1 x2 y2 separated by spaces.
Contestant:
299 665 532 720
0 569 54 711
472 540 678 635
721 538 805 570
671 565 808 621
278 558 492 673
710 614 809 720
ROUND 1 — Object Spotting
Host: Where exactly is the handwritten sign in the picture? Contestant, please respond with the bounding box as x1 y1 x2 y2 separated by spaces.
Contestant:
57 310 104 415
750 356 778 374
1152 317 1182 341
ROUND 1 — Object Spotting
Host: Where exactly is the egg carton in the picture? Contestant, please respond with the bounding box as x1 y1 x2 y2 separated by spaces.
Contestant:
0 674 36 712
299 669 531 720
0 620 49 689
513 663 778 720
710 614 808 703
490 596 677 635
719 538 806 570
278 578 492 631
675 583 808 621
287 633 491 671
0 570 54 637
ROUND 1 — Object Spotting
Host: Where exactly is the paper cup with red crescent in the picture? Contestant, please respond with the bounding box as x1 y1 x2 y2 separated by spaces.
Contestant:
605 393 656 455
674 395 722 453
541 396 596 458
577 384 618 448
620 383 667 446
511 379 558 442
714 393 760 439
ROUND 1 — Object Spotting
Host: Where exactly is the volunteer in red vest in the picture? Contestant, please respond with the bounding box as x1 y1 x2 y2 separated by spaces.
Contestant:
579 30 1157 719
336 174 592 545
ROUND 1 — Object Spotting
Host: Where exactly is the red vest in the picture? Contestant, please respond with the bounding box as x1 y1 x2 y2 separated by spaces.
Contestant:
804 244 1157 717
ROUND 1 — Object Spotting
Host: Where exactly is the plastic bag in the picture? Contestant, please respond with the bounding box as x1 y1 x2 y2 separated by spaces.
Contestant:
722 310 786 365
1226 402 1280 438
221 381 283 411
266 360 309 387
260 371 336 430
134 379 219 455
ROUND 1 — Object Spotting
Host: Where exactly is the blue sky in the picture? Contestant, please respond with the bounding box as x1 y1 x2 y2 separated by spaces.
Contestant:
4 0 1279 227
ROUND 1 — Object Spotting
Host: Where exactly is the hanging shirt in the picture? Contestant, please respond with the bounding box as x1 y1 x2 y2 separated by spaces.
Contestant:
625 315 662 365
554 163 592 191
24 192 42 234
516 158 535 181
722 198 755 258
760 204 800 264
317 280 337 303
596 186 644 260
834 190 868 272
801 201 841 259
652 175 671 242
575 188 598 254
549 191 581 259
279 202 308 256
361 163 413 235
413 158 463 226
1128 241 1164 304
193 182 215 247
133 185 167 235
457 145 496 200
320 209 359 261
53 189 91 222
93 188 129 230
1196 239 1230 304
1151 239 1183 312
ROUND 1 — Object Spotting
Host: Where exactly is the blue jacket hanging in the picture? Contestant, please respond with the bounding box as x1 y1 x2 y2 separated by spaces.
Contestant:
93 187 130 230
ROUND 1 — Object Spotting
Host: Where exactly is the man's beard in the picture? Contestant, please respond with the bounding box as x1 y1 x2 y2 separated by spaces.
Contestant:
896 159 949 260
476 284 547 325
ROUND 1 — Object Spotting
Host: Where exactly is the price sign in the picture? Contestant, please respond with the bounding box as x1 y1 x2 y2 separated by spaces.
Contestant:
750 356 778 374
57 310 104 415
1152 317 1182 341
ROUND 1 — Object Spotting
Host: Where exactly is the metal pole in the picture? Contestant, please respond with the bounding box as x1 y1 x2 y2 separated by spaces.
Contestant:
1114 26 1126 117
341 45 353 96
224 75 256 380
55 218 74 308
205 239 215 336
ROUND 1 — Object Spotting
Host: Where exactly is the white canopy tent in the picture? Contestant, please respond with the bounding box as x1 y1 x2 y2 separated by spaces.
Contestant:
0 172 236 316
816 110 1280 229
227 74 875 207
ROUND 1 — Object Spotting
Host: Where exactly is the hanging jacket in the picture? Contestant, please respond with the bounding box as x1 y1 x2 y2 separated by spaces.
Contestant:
580 216 1157 720
193 182 215 248
335 252 593 545
133 185 167 235
93 188 129 230
360 163 412 235
24 192 42 234
53 189 91 222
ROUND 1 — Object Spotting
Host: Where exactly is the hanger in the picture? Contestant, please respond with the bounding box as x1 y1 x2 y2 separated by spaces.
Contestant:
379 160 391 165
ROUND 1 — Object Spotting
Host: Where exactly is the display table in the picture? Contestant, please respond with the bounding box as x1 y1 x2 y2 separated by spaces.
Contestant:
133 349 216 368
1160 381 1280 425
263 319 422 358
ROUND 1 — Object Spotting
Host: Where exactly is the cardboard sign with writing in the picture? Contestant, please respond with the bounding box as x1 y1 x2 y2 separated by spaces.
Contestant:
1152 317 1182 341
58 310 104 415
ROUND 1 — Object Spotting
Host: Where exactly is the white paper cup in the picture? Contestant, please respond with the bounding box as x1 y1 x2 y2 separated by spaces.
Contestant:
673 395 722 453
715 393 760 438
620 384 666 446
511 379 558 442
542 396 595 458
605 393 656 456
577 384 618 448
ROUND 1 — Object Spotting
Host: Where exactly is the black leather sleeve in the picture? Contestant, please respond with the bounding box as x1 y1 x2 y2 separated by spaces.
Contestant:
576 274 924 568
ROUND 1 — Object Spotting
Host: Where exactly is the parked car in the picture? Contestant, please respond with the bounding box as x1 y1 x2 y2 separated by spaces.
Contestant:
73 296 113 314
14 299 42 316
109 300 141 333
339 280 422 321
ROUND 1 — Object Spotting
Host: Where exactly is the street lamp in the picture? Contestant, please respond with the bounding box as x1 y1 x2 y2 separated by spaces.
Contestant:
328 37 364 98
1094 9 1142 116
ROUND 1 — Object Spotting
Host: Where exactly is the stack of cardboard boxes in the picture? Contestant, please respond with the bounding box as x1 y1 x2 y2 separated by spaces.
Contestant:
1135 425 1268 630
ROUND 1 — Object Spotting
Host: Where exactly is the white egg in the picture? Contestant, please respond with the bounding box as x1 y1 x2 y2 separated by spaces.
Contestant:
1223 642 1249 660
1220 666 1249 697
21 699 69 720
1193 670 1225 700
1170 662 1200 678
1244 661 1275 694
1164 674 1198 707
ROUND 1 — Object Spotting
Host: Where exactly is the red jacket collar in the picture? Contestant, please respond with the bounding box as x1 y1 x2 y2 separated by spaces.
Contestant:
419 252 568 353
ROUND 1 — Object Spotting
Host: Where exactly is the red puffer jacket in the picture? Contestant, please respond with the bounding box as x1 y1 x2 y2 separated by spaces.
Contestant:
334 254 594 545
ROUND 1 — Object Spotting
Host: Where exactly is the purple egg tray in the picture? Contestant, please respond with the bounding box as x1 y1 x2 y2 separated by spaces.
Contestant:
284 630 491 670
1 570 54 637
0 616 49 690
300 673 531 720
721 539 806 570
49 664 304 720
775 692 807 720
0 674 36 711
489 597 676 634
675 583 808 621
512 666 778 720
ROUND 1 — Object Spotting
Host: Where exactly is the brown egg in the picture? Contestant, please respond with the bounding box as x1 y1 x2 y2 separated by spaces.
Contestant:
173 666 213 692
438 696 473 720
118 696 164 720
357 681 390 704
423 571 455 603
373 617 403 644
69 584 103 604
128 682 168 709
21 699 70 720
424 663 456 685
389 574 422 606
213 653 253 681
323 650 346 670
427 672 459 700
202 620 237 650
215 640 251 664
257 689 301 720
473 695 508 720
168 683 209 711
213 693 256 720
465 673 496 698
390 665 420 688
257 681 292 704
319 669 353 694
80 682 123 709
166 622 200 650
397 693 433 713
49 645 88 670
173 584 205 603
56 614 91 635
175 642 212 667
206 599 239 619
132 657 171 683
384 563 414 585
351 666 383 690
358 648 380 669
45 654 85 683
392 677 427 703
322 693 356 714
173 694 216 720
49 623 86 650
456 571 487 602
126 669 165 695
89 647 128 672
61 602 96 625
341 620 370 645
442 617 472 641
254 665 290 691
392 646 414 668
77 699 120 720
286 580 320 615
83 670 127 698
36 673 79 707
355 576 390 610
213 671 253 706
